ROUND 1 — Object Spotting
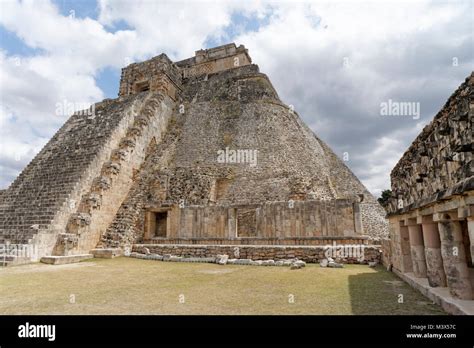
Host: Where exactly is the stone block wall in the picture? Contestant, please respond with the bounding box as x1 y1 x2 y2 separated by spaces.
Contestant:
132 243 382 264
103 196 363 249
162 200 358 240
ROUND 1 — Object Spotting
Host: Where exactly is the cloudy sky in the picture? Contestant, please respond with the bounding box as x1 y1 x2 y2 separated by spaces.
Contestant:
0 0 472 197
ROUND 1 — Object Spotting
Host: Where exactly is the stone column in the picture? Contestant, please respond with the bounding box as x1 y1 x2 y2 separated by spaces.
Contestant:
419 216 446 287
407 219 427 278
399 225 413 273
467 217 474 267
438 218 473 300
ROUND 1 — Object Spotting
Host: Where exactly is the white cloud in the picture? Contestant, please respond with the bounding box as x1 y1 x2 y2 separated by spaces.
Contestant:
0 0 472 196
0 0 259 187
235 0 473 196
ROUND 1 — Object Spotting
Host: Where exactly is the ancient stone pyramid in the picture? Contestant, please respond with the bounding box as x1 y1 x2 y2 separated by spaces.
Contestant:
0 43 387 264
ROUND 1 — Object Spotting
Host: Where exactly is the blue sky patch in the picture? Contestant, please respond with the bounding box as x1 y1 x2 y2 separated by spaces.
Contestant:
0 27 45 56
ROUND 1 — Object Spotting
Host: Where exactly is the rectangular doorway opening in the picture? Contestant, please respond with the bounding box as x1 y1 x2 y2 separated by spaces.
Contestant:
135 80 150 93
154 211 168 238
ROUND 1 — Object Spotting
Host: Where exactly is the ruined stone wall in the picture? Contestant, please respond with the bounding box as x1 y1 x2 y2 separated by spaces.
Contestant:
388 73 473 214
133 243 382 264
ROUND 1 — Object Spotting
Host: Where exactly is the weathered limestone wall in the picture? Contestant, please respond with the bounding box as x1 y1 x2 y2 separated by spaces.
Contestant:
132 243 382 264
388 73 473 214
160 200 357 239
103 200 362 249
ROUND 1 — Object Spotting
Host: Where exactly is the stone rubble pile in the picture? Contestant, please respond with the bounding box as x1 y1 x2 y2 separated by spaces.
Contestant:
319 257 344 268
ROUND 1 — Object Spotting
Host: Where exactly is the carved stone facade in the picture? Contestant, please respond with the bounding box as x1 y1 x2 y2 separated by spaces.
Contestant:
385 72 474 303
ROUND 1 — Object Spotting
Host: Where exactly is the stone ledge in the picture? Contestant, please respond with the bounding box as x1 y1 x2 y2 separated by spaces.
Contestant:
135 243 379 250
90 248 122 259
40 254 93 265
393 269 474 315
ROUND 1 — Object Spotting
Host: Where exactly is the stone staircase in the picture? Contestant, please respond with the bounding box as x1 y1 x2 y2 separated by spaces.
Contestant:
0 94 149 263
51 92 174 257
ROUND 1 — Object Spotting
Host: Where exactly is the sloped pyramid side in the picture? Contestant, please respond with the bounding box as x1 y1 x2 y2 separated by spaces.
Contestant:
101 64 388 247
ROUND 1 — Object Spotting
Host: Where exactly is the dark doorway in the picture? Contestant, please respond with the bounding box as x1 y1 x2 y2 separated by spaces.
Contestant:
155 212 167 237
135 80 150 93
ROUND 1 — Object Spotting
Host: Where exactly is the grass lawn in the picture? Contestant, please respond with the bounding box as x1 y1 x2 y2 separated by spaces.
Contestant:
0 257 445 315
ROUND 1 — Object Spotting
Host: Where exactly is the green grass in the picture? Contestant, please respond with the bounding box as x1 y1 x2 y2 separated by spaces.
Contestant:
0 257 445 315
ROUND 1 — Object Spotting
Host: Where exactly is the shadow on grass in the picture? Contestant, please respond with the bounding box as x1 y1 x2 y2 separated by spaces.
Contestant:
348 266 446 315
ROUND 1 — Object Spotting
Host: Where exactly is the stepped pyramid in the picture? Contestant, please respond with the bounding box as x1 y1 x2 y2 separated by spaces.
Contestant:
0 43 387 264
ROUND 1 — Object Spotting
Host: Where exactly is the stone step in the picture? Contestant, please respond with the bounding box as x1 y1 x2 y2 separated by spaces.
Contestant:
90 248 122 259
40 254 93 265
